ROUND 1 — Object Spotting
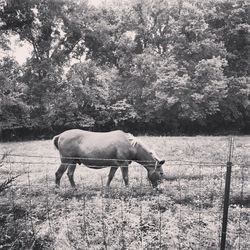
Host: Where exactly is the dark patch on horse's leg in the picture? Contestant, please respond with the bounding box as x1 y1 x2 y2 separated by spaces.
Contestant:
121 166 129 186
106 167 118 187
55 163 68 187
67 164 76 188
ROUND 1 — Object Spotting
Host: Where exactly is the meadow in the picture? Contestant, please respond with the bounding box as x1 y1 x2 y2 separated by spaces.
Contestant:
0 136 249 249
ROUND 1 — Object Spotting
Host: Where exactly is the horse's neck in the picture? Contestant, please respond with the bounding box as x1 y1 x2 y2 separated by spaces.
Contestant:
135 143 154 162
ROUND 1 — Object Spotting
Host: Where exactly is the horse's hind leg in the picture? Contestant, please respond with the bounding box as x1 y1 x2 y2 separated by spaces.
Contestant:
121 166 129 186
67 164 76 188
55 163 68 187
106 167 118 187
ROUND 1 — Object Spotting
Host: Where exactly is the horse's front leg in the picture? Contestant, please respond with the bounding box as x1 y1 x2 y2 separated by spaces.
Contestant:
67 163 77 188
121 166 129 186
106 167 118 187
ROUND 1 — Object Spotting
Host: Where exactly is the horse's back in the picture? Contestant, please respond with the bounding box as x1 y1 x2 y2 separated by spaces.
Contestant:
58 129 128 147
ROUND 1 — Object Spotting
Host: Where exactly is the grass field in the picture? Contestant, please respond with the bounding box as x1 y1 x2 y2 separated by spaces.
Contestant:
0 136 250 249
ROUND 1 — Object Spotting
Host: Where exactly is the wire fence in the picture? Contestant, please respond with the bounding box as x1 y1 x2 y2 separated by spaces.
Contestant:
0 139 249 249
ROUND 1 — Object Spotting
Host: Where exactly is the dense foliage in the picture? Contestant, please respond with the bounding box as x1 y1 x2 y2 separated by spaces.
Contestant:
0 0 249 138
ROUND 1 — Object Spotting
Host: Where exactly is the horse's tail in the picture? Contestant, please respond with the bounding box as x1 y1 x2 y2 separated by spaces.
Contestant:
52 135 60 150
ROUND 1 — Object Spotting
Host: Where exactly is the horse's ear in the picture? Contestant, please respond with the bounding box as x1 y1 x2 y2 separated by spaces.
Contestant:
159 160 165 165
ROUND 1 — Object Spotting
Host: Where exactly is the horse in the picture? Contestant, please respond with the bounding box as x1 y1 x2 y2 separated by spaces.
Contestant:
52 129 167 189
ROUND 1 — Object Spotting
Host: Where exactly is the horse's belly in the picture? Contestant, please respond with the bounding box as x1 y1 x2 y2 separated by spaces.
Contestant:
85 166 110 170
77 143 130 165
80 159 126 167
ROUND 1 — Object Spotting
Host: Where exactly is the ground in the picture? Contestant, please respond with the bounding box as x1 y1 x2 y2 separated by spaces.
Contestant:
0 136 249 249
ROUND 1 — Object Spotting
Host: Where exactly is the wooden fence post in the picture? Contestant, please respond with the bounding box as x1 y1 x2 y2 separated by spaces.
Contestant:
220 137 234 250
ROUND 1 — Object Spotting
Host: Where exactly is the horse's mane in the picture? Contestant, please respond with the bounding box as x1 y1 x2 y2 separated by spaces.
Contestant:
127 133 161 161
127 133 137 147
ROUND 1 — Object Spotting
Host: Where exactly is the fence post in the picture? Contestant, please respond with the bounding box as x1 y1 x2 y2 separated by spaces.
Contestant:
220 137 233 250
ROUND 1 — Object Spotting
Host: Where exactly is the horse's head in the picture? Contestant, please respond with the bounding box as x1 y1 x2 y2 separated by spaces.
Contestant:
146 159 166 188
133 140 167 188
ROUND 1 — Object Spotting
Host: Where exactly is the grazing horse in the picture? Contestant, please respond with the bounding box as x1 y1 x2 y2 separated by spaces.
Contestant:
53 129 166 188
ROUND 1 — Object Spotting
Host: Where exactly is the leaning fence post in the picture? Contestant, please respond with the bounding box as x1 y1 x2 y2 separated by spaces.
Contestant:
220 137 234 250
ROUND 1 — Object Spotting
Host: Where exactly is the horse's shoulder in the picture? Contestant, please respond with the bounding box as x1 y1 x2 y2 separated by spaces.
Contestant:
109 129 125 134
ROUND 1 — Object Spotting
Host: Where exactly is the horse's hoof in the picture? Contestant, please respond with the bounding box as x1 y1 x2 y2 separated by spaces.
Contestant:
153 187 163 193
54 186 60 193
124 186 130 193
103 186 111 197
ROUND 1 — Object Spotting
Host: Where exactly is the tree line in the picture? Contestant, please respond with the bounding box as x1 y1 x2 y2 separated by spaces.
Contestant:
0 0 249 140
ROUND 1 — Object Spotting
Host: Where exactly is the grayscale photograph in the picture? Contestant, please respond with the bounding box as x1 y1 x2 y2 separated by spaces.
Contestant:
0 0 249 249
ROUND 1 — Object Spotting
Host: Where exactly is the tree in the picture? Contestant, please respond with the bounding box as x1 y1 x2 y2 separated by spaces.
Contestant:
47 60 120 129
1 0 250 136
0 57 29 126
205 0 250 77
0 0 93 126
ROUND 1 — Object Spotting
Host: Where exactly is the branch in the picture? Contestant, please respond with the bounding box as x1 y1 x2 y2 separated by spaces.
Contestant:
0 175 20 193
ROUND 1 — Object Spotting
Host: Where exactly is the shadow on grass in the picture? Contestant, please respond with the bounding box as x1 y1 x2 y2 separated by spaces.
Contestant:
56 184 161 200
164 172 222 181
231 194 250 207
164 175 203 181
